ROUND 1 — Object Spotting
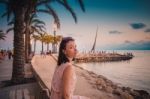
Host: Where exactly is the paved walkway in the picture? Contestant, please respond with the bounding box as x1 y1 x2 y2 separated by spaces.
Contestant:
0 57 44 99
0 58 12 82
31 55 56 90
0 82 40 99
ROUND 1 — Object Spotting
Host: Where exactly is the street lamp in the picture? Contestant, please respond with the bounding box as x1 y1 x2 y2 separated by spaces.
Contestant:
53 22 57 53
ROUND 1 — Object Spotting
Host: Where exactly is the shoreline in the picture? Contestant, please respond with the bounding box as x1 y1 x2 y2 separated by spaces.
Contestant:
73 63 150 99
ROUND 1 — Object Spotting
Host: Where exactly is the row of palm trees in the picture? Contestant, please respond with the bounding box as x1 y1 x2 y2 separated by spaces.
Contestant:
6 13 48 62
0 0 85 84
32 33 62 54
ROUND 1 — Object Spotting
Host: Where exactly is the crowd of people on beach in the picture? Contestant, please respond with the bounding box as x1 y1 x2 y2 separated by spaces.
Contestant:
0 49 13 61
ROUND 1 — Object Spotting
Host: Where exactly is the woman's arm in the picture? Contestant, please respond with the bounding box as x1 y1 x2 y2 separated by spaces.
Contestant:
62 65 74 99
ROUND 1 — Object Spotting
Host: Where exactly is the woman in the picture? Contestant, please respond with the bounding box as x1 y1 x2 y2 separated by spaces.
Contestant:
50 37 90 99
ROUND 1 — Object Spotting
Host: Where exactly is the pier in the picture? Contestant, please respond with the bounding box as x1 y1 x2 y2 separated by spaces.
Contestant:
75 52 134 63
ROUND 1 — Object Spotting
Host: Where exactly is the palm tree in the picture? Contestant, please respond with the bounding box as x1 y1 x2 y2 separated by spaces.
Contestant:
0 0 39 83
0 0 85 84
11 1 28 83
38 33 47 53
0 30 6 40
44 34 53 52
5 14 46 62
25 14 46 63
32 34 40 54
54 35 62 52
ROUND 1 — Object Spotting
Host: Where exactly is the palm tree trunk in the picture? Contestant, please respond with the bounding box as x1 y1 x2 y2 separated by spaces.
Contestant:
42 41 44 53
25 30 29 63
11 5 26 84
25 11 31 63
47 43 49 51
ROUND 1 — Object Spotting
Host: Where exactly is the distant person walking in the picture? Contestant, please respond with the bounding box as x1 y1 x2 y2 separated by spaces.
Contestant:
8 50 12 60
41 51 46 58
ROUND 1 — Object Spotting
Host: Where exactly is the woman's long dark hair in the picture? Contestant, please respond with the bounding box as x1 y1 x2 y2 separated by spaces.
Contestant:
57 37 75 66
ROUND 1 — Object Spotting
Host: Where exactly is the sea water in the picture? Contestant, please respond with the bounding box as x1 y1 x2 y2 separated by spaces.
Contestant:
76 50 150 93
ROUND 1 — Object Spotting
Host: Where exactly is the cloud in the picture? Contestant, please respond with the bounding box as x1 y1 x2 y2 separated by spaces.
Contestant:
123 40 150 50
109 30 122 34
130 23 146 29
124 40 146 44
96 40 150 50
111 40 150 50
136 40 145 44
145 28 150 33
145 37 150 40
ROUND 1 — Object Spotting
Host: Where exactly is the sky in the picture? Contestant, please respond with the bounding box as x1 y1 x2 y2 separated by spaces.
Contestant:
0 0 150 52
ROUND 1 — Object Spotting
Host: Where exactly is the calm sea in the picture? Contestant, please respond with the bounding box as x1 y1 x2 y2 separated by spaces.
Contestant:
76 50 150 93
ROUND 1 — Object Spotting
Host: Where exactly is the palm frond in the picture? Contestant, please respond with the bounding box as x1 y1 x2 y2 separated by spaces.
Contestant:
32 19 46 25
6 27 13 33
36 9 50 14
37 8 60 28
1 11 8 18
45 4 60 28
35 25 46 32
34 24 46 30
78 0 85 12
56 0 77 23
31 26 41 34
7 19 14 26
0 0 8 5
35 21 45 26
29 14 37 24
6 2 12 21
0 30 6 40
0 0 13 22
37 0 52 6
31 25 46 34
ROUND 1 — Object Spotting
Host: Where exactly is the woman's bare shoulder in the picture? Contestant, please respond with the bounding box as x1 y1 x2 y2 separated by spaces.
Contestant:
63 63 74 75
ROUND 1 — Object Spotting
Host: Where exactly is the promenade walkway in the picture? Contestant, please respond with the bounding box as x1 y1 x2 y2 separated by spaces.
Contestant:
31 55 56 90
0 58 41 99
0 58 12 82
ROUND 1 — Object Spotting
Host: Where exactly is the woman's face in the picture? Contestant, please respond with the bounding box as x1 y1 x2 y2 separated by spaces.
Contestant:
64 41 77 59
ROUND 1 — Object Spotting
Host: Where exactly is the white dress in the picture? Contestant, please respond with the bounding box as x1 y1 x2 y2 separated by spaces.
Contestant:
50 62 90 99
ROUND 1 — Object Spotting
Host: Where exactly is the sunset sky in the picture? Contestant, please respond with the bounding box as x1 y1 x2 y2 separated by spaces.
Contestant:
0 0 150 52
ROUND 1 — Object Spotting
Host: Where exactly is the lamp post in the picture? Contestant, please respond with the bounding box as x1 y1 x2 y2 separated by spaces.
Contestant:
53 22 57 53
